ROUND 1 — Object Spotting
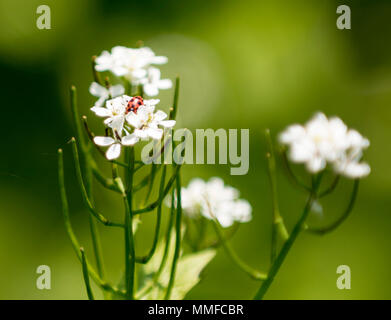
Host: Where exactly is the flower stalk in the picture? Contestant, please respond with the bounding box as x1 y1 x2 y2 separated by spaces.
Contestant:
212 220 267 281
265 129 289 263
253 174 323 299
164 171 182 300
124 147 136 299
80 247 95 300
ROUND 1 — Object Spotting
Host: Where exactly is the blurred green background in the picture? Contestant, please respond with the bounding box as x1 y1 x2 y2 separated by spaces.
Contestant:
1 0 390 299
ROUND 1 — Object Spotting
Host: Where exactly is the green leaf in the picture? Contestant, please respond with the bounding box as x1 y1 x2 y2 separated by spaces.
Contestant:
137 229 216 299
164 249 216 300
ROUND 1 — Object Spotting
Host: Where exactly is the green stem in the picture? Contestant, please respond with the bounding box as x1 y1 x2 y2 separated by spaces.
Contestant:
265 129 289 262
253 175 323 300
213 221 267 280
84 158 105 278
196 218 207 251
307 179 359 235
143 163 158 206
70 86 106 279
70 86 86 151
58 149 125 297
319 174 340 198
124 147 136 299
281 149 311 192
169 76 180 120
91 56 103 85
71 138 124 228
133 165 181 215
136 166 167 264
156 188 176 278
164 172 182 300
80 247 95 300
91 162 120 193
135 188 176 299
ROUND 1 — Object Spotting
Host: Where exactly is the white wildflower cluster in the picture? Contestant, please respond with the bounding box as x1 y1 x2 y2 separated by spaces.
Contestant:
95 46 172 96
279 112 370 178
168 177 252 228
88 46 175 160
91 95 176 160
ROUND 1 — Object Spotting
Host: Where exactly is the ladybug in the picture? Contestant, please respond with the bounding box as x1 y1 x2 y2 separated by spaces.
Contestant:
126 96 144 114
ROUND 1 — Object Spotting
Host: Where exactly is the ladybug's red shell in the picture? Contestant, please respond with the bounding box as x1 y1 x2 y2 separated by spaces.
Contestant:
126 96 144 114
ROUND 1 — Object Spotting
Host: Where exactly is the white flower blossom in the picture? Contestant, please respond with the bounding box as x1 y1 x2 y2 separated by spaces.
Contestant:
95 46 168 84
89 82 125 108
140 67 172 97
91 95 131 133
167 177 252 228
93 133 138 160
125 102 176 141
279 112 370 178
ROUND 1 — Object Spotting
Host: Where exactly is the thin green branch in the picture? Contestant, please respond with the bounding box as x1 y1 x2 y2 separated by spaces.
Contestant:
212 221 267 281
253 174 323 300
70 87 105 279
91 56 103 85
124 147 136 299
70 86 86 151
281 149 311 192
58 149 125 297
143 163 159 205
133 165 181 215
318 174 340 198
307 179 359 235
265 129 289 264
90 161 121 193
156 188 176 277
80 247 95 300
204 222 240 249
70 138 124 228
135 188 176 299
169 76 180 120
164 172 182 300
136 166 167 264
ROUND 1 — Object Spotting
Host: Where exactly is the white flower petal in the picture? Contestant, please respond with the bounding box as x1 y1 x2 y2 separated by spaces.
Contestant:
91 107 112 117
147 67 161 80
279 125 306 144
135 129 149 139
89 82 107 97
144 99 160 107
151 56 168 65
108 116 125 133
154 110 168 122
159 120 176 128
122 134 140 146
233 199 252 223
306 156 326 173
93 96 106 108
110 84 125 97
126 113 141 128
131 68 148 80
94 136 115 146
158 79 173 90
143 83 159 97
147 128 163 140
106 143 122 160
145 128 163 140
